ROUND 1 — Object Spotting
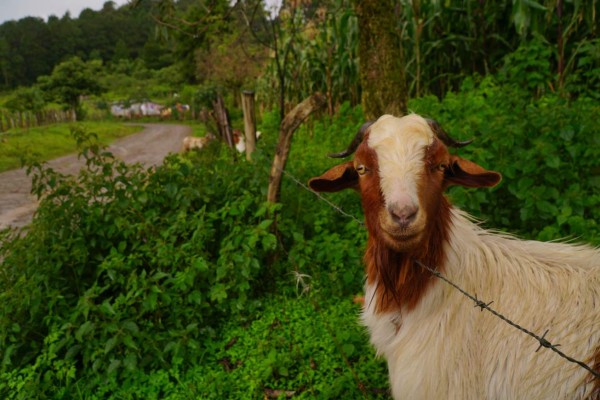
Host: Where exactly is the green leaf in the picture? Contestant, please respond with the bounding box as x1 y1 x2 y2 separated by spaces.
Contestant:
99 301 116 316
122 321 139 334
107 359 121 375
258 219 273 230
104 337 118 355
123 353 137 372
192 257 209 272
209 284 228 303
75 321 95 342
545 156 560 169
122 335 138 350
523 0 547 11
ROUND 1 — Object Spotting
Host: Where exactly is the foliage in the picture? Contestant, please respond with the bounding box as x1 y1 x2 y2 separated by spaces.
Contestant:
1 1 598 396
0 127 277 396
0 2 159 90
0 82 599 397
3 86 46 113
176 295 388 399
0 122 141 173
410 77 600 243
398 0 599 97
564 38 600 100
2 0 597 111
37 57 105 119
194 25 268 94
498 35 553 95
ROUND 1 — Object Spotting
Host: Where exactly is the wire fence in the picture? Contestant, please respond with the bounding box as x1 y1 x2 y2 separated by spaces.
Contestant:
275 161 600 382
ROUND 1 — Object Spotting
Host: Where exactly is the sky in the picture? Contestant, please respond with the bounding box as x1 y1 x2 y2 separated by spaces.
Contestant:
0 1 283 24
0 0 130 24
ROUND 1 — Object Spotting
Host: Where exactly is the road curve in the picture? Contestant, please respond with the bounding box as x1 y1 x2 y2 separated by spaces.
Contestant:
0 123 191 229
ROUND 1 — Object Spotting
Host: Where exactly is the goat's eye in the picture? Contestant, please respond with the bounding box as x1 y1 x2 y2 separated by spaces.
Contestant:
356 164 368 175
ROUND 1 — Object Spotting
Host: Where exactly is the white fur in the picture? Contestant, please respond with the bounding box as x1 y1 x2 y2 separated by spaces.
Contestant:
368 114 433 209
234 130 261 153
362 209 600 399
182 133 216 152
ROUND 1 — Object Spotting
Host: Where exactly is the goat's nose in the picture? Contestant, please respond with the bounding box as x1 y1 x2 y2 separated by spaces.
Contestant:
388 202 419 229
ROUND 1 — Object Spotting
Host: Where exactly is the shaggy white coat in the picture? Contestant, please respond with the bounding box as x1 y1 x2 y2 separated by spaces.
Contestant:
363 209 600 399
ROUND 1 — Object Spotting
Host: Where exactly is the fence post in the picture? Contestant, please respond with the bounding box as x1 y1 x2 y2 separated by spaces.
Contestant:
267 93 326 204
241 90 257 160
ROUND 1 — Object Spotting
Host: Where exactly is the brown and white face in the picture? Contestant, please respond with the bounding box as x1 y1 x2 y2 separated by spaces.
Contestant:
309 114 501 253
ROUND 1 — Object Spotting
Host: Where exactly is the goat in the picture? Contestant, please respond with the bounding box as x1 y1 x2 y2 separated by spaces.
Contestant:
181 133 215 152
233 129 262 153
308 114 600 399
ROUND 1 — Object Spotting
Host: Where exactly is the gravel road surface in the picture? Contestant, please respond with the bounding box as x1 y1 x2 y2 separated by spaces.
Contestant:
0 123 191 229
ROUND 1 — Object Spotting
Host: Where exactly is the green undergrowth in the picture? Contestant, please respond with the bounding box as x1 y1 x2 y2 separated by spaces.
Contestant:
409 76 600 242
0 122 141 172
80 295 388 399
0 78 598 398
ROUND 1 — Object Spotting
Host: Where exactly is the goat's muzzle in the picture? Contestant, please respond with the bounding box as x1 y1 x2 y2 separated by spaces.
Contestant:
388 201 419 230
379 197 425 252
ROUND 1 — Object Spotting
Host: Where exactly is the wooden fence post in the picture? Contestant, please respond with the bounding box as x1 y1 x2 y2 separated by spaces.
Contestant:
241 90 257 160
267 93 326 204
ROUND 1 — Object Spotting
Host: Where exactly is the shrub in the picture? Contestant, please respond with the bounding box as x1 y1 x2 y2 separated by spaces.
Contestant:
410 77 600 244
1 78 598 398
0 127 277 396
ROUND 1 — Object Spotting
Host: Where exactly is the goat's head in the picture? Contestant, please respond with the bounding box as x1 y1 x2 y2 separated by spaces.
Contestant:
309 114 501 254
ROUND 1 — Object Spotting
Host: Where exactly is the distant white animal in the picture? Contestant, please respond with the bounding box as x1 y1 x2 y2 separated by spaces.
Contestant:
181 133 216 152
233 130 262 153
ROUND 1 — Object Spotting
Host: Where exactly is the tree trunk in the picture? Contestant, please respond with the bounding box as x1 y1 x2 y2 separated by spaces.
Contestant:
267 93 326 204
241 90 257 160
213 95 234 148
354 0 408 120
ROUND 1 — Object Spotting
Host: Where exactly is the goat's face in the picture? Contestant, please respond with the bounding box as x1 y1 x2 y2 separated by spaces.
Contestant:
309 114 501 253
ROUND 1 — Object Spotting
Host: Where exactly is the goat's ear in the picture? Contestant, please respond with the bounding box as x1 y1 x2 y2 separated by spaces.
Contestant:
445 155 502 188
308 161 359 192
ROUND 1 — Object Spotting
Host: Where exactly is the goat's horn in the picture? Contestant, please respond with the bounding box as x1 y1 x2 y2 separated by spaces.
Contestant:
328 121 374 158
426 119 473 148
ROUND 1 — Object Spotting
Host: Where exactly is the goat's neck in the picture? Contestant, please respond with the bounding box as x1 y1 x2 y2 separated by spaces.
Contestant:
365 198 452 314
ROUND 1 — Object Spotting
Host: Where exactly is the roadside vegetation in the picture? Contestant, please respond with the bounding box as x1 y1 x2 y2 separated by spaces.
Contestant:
0 122 141 172
0 0 598 398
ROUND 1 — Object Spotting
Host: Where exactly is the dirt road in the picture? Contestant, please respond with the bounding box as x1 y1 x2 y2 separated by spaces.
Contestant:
0 123 191 229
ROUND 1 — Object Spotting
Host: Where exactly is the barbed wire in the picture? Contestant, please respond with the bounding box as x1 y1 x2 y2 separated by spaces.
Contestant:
277 166 365 226
413 260 600 380
276 162 600 381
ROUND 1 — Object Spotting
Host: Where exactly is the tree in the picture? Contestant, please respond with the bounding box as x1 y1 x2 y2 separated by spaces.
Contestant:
136 0 233 83
240 0 304 122
353 0 407 120
4 86 46 113
38 56 105 120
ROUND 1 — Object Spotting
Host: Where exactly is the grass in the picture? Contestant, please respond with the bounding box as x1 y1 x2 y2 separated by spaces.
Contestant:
0 121 142 172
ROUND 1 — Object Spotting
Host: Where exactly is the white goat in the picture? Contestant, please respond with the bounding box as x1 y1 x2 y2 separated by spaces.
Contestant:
233 130 262 153
181 133 215 152
309 114 600 399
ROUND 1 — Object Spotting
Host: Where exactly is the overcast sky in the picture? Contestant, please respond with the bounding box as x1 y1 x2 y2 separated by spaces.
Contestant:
0 0 130 24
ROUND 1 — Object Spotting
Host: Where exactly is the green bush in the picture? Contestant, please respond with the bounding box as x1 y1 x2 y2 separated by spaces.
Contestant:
181 295 388 399
0 127 277 396
410 76 600 243
1 79 598 397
